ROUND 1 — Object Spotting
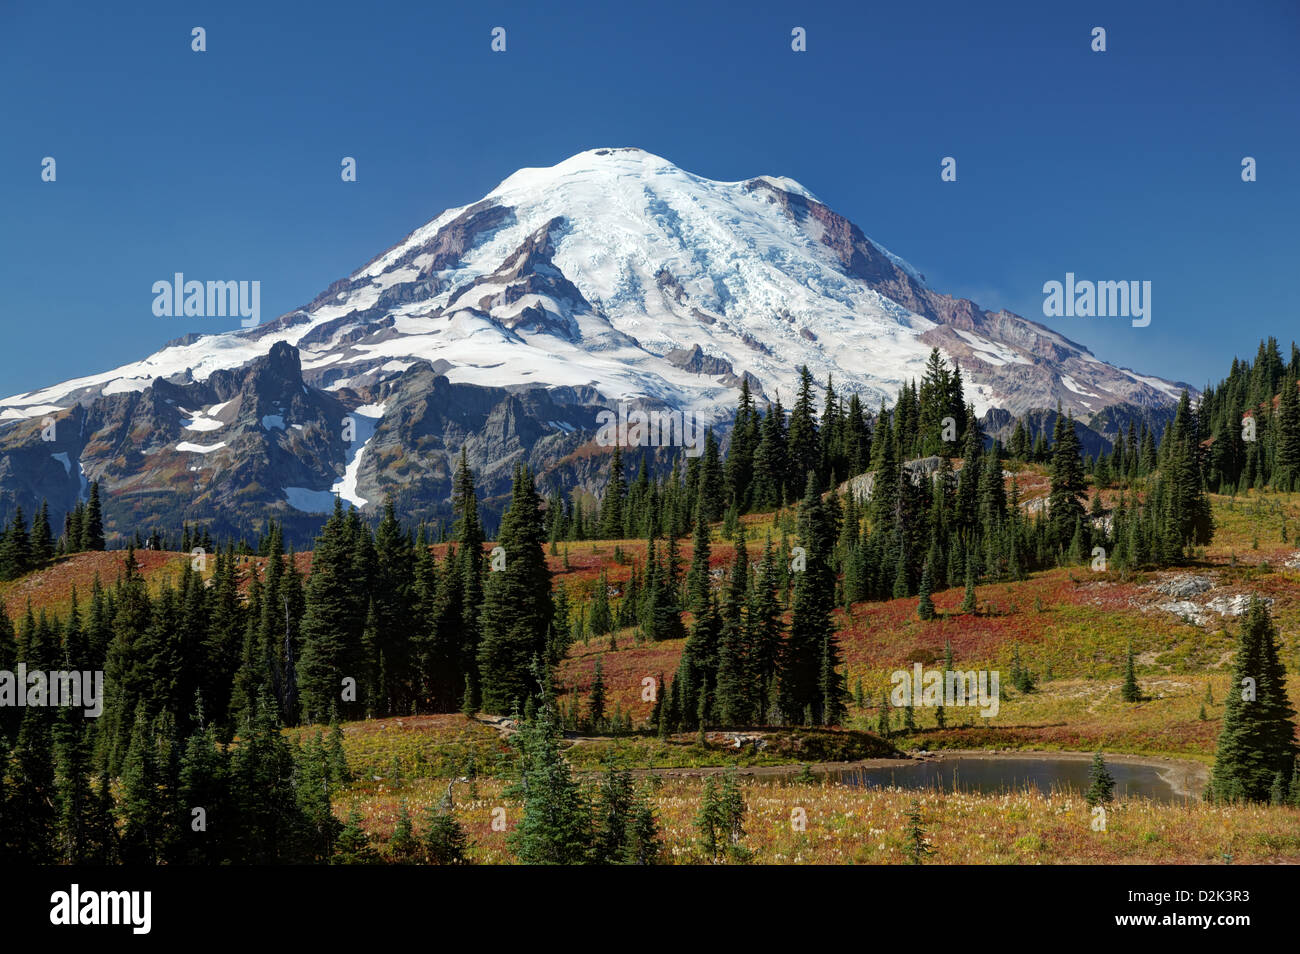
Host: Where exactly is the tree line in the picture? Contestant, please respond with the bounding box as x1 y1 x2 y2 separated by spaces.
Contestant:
0 482 106 581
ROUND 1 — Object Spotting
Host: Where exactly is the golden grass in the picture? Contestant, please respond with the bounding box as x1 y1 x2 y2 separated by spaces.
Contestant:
335 774 1300 865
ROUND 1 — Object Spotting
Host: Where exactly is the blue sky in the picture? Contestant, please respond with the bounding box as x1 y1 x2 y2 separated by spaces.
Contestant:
2 0 1296 397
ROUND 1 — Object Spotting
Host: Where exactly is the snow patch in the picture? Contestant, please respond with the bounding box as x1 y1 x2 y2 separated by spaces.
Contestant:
177 440 226 454
332 403 386 507
0 404 65 421
1122 368 1184 400
955 329 1031 366
1061 374 1100 398
182 415 224 432
103 377 151 395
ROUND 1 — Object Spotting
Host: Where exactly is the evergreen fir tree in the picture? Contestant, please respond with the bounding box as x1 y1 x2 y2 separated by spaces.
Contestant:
588 656 607 728
333 808 377 864
507 704 591 864
296 499 364 723
917 558 935 620
29 500 53 566
905 799 933 864
478 464 554 715
422 799 469 865
389 802 417 862
1121 645 1142 703
84 481 106 550
779 474 837 724
1086 751 1115 806
1210 598 1298 802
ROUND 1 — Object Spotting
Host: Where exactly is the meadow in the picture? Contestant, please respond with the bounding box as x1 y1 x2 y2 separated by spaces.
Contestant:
334 773 1300 865
7 487 1298 864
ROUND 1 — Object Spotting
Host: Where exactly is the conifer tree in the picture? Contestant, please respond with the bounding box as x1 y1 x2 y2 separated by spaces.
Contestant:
53 704 97 864
685 504 712 617
626 789 664 865
372 498 414 714
717 768 747 858
8 703 56 862
1210 598 1298 802
786 367 820 500
177 722 231 864
589 571 613 637
905 799 933 864
876 690 892 738
779 474 837 724
715 603 751 726
591 766 638 864
326 715 350 783
1121 645 1141 703
1047 411 1086 552
389 802 417 862
1010 644 1035 694
297 499 363 723
699 429 726 524
695 775 721 862
818 631 848 726
507 704 591 864
960 563 977 613
1086 751 1115 806
588 656 607 728
30 500 53 566
746 537 783 721
726 377 760 512
231 690 306 863
917 558 936 620
478 464 553 714
332 808 377 864
0 506 30 581
116 707 169 864
600 447 626 538
422 799 469 865
84 481 106 550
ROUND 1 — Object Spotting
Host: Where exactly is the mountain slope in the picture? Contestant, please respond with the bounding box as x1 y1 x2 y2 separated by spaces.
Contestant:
0 147 1193 536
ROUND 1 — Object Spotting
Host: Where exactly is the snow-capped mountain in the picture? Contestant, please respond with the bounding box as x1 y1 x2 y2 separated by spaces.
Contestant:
0 147 1192 538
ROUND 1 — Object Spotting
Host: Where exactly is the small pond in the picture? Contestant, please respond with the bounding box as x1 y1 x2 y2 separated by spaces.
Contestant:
836 755 1203 803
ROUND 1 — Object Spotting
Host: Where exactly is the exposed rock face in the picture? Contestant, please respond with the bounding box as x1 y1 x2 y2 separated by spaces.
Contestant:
841 456 945 502
0 344 630 542
1143 573 1275 628
665 344 764 394
1154 575 1215 599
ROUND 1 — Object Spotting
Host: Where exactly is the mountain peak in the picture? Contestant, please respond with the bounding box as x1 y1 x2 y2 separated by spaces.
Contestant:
1 150 1191 443
0 149 1197 534
487 146 820 204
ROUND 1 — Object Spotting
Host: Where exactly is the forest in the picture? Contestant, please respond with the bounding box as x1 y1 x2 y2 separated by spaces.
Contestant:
1 340 1297 864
